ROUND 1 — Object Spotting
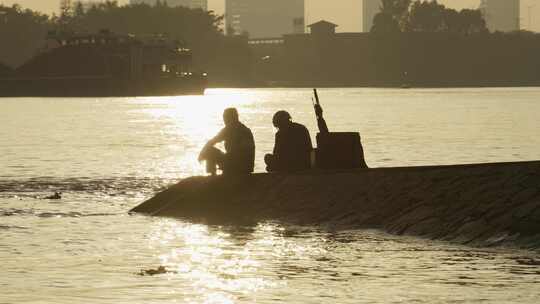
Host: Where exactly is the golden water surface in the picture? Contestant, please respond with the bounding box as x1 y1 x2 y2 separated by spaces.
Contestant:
1 88 539 303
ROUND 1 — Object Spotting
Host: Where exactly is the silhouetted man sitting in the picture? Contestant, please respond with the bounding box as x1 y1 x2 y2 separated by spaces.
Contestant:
265 110 313 172
198 108 255 176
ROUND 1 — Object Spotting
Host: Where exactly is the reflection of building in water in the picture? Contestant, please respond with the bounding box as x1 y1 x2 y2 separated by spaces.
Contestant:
225 0 305 38
480 0 520 32
129 0 208 10
363 0 381 32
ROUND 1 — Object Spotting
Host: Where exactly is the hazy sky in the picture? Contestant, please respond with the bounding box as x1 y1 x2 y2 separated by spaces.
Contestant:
3 0 539 31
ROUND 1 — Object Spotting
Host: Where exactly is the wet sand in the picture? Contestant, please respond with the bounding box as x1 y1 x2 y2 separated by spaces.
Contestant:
131 161 540 249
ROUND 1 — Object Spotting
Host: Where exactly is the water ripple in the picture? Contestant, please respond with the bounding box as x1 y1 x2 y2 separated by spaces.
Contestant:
1 208 123 218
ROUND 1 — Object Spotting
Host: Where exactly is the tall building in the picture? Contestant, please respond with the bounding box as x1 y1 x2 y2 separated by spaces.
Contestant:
226 0 305 38
129 0 207 10
480 0 520 32
363 0 381 32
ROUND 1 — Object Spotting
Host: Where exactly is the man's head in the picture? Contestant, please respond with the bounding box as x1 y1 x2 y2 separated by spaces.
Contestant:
223 108 239 126
272 110 292 129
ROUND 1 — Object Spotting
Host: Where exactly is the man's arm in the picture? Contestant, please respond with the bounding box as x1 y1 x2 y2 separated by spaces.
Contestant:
198 128 226 161
211 126 229 145
206 134 222 146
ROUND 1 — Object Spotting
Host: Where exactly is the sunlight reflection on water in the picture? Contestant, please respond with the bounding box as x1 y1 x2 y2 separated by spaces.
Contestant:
130 90 265 178
148 220 287 303
0 195 539 303
117 217 540 304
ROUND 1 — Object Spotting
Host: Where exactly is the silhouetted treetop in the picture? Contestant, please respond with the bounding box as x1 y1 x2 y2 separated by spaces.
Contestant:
0 4 51 67
406 0 447 32
371 0 488 35
0 2 226 67
0 2 252 85
58 1 228 75
371 0 411 33
56 1 223 44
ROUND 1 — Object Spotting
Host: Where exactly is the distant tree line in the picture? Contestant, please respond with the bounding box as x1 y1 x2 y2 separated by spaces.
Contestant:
0 1 252 85
0 4 50 68
1 0 539 86
371 0 487 35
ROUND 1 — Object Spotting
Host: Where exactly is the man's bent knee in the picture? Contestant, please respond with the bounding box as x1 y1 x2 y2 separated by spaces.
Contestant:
201 146 226 175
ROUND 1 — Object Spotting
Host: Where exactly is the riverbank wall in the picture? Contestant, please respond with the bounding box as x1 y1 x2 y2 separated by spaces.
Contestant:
131 161 540 249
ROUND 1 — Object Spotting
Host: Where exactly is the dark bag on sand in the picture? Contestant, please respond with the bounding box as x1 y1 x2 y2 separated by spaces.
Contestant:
315 132 368 170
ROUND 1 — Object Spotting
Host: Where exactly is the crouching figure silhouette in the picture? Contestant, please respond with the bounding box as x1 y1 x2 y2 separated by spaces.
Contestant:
265 110 313 173
198 108 255 176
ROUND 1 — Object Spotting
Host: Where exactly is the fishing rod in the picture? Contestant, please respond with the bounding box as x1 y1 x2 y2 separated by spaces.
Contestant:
312 88 329 134
311 88 368 169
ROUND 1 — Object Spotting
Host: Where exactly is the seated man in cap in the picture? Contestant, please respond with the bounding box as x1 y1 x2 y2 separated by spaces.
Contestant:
199 108 255 175
265 110 313 172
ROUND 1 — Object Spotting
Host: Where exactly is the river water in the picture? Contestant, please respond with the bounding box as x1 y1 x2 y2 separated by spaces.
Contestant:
1 88 539 303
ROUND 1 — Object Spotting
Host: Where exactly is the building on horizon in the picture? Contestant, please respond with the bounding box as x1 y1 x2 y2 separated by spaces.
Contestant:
479 0 520 32
225 0 305 38
129 0 207 10
363 0 381 32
